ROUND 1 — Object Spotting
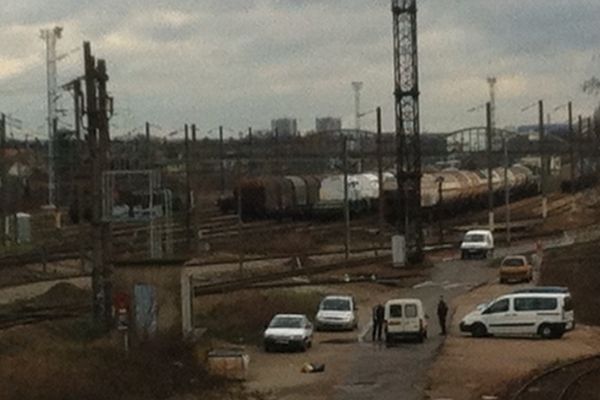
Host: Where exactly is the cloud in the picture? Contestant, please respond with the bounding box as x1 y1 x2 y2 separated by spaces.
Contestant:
1 0 599 138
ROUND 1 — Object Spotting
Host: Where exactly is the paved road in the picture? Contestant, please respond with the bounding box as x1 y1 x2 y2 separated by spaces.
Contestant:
333 257 497 400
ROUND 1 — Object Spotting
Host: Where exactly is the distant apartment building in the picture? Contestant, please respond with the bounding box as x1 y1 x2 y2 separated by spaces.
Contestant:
271 118 298 137
315 117 342 133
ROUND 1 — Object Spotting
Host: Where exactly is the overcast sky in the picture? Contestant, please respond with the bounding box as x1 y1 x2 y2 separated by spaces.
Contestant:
1 0 599 139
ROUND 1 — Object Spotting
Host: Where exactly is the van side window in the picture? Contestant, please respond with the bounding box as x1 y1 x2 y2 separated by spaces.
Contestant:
514 297 557 311
389 305 402 318
483 299 509 314
405 304 418 318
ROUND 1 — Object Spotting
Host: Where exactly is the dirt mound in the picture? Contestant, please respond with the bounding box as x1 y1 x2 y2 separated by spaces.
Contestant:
541 240 600 326
25 282 90 309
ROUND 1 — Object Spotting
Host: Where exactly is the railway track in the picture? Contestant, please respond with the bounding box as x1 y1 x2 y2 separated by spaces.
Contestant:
510 355 600 400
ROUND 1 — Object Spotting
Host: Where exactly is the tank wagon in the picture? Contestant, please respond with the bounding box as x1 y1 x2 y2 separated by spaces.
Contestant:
382 164 537 222
221 166 538 220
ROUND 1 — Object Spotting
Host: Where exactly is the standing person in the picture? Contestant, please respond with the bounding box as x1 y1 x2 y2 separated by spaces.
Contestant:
372 303 385 342
437 295 449 335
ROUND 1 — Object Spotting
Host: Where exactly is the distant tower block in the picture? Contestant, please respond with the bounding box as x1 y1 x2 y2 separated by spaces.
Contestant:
271 118 298 137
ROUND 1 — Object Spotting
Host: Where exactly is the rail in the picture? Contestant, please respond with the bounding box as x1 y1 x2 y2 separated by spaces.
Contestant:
509 354 600 400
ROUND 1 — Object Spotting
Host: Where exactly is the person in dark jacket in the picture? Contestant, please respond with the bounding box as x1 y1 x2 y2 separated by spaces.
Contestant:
437 295 449 335
372 303 385 341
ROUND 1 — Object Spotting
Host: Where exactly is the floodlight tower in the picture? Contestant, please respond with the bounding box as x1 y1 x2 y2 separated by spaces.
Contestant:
352 81 363 133
40 26 63 206
487 76 497 135
391 0 423 262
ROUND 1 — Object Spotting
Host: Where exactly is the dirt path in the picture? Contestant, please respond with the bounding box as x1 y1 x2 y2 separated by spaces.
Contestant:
425 282 600 400
242 282 400 400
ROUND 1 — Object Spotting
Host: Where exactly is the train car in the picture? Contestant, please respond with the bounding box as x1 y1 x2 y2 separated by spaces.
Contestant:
382 165 538 223
225 165 539 221
315 173 380 215
236 177 293 218
233 175 322 219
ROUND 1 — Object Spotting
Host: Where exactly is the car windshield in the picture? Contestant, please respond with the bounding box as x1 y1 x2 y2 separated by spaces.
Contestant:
502 258 525 267
464 234 485 242
269 317 303 328
321 298 351 311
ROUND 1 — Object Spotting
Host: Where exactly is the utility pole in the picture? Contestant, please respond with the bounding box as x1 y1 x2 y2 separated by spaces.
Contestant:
343 135 350 263
84 42 113 328
503 132 510 244
219 126 224 197
0 113 6 247
274 127 280 175
392 0 423 263
539 100 547 219
589 117 597 173
40 26 62 207
236 148 244 275
184 124 191 252
84 41 103 323
486 102 494 232
568 102 575 188
436 176 444 243
376 107 384 232
145 121 151 168
487 76 497 140
248 127 253 175
352 82 363 173
96 58 113 328
578 115 584 180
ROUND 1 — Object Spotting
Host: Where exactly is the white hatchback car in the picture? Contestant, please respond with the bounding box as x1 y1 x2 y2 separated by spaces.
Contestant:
315 295 358 331
263 314 314 352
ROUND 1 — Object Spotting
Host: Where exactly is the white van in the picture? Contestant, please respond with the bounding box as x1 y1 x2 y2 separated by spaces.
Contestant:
459 292 574 339
384 298 427 343
460 229 494 259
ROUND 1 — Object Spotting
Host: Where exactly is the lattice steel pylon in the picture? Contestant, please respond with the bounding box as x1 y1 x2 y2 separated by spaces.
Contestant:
392 0 423 262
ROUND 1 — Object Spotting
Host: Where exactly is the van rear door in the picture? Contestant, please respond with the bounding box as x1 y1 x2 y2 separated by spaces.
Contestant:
563 296 575 329
403 303 420 333
386 303 403 334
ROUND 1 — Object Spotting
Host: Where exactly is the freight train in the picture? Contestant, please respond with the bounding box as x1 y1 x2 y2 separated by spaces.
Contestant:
219 164 539 220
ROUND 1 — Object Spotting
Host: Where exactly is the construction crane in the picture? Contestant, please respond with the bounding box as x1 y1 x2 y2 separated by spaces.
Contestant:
391 0 423 262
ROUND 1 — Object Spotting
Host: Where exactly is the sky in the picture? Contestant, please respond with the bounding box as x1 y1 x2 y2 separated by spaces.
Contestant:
0 0 599 140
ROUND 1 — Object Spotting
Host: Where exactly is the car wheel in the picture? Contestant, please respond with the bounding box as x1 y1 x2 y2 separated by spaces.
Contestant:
264 343 272 353
500 278 506 284
418 332 425 343
539 324 554 339
472 323 487 338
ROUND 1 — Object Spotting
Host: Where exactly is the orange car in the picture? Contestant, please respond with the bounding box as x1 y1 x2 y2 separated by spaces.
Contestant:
499 255 532 284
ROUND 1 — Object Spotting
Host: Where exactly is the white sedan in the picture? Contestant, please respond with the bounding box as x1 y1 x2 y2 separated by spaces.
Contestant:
263 314 314 352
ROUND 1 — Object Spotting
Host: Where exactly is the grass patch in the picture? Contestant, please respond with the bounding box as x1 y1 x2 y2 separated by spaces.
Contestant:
195 289 324 345
0 326 227 400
